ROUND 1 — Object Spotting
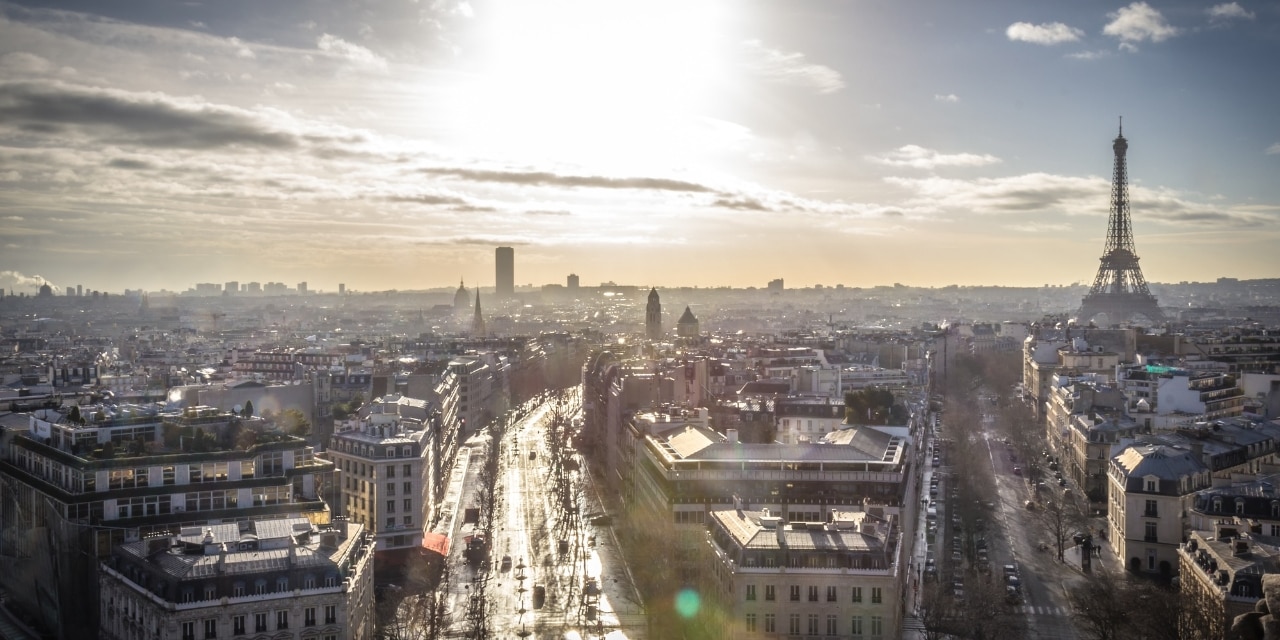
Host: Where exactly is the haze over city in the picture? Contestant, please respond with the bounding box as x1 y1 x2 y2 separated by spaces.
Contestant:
2 0 1279 295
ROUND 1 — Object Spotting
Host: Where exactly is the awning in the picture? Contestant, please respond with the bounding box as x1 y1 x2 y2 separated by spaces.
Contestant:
422 532 450 556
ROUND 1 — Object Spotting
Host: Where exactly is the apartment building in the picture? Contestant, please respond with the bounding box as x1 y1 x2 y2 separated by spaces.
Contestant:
328 394 439 553
1116 364 1246 427
1178 523 1280 640
98 517 373 640
705 506 901 640
0 403 333 637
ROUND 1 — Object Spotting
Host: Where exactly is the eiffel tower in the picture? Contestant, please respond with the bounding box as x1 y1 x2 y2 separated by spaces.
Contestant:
1077 120 1165 326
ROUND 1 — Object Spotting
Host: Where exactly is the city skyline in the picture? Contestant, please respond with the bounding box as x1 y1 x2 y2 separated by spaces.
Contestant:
2 0 1279 294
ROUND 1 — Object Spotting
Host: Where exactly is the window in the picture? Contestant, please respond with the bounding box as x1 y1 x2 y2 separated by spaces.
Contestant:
871 587 882 604
404 498 412 512
764 614 776 633
807 614 818 635
789 613 800 635
403 515 413 526
203 584 216 600
386 465 396 478
255 579 267 595
182 622 195 640
387 500 396 514
745 613 757 633
1145 499 1158 517
1146 479 1157 492
203 618 217 639
403 481 412 494
765 585 775 601
233 616 245 635
1237 499 1246 515
387 517 396 528
255 613 267 632
386 447 395 458
807 585 818 601
827 615 837 636
1145 521 1158 542
790 585 800 601
276 577 288 592
233 582 245 597
387 482 395 496
852 586 863 603
1270 524 1280 537
305 607 316 627
276 610 289 630
745 584 756 601
403 464 411 476
826 586 837 602
304 575 317 589
324 605 337 625
871 616 883 636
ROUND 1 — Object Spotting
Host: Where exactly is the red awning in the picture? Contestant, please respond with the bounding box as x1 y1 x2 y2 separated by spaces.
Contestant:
422 532 450 556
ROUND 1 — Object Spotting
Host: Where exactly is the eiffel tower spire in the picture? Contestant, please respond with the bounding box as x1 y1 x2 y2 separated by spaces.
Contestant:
1078 120 1164 325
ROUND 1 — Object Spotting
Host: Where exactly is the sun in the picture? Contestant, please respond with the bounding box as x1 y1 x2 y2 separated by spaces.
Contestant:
453 0 732 171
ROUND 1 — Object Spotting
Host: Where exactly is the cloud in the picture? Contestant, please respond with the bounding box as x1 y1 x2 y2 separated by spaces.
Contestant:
885 172 1271 227
1103 2 1179 43
1005 222 1071 233
106 158 154 170
934 94 959 103
1005 22 1085 45
742 40 845 94
1208 2 1255 23
0 81 299 149
0 270 61 295
317 34 388 71
1266 143 1280 155
1066 50 1111 60
868 145 1001 170
713 196 769 211
422 167 715 193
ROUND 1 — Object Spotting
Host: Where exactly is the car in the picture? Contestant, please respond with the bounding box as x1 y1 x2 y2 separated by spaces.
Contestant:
1003 564 1018 577
1059 478 1068 486
1006 575 1021 588
1012 467 1023 476
501 555 512 571
1024 500 1036 510
589 514 613 526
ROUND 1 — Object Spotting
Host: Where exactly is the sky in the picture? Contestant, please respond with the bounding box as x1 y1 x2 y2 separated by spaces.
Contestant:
1 0 1279 295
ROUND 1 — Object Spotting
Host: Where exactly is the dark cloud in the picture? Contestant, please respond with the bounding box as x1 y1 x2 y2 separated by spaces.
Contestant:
712 196 770 211
422 167 714 193
107 158 153 170
0 81 298 149
386 194 470 206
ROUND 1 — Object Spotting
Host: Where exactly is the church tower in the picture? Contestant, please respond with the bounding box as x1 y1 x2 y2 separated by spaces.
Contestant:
471 290 486 338
645 287 662 340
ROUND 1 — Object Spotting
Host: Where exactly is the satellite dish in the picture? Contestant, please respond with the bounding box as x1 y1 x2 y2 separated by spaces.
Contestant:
234 404 243 414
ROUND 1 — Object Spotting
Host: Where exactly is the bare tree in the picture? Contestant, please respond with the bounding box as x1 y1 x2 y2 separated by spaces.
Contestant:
1034 488 1090 563
1067 570 1134 640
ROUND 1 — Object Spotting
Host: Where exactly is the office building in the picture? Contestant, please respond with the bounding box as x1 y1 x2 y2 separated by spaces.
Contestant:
495 246 514 298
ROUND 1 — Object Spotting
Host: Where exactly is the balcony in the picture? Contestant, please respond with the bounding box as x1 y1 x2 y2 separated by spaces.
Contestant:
1144 535 1159 543
1144 509 1159 518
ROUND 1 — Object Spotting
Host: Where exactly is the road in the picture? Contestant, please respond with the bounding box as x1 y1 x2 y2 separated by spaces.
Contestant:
442 390 645 639
982 428 1079 640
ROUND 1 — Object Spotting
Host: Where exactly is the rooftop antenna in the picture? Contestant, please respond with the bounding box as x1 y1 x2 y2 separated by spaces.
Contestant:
1119 115 1123 137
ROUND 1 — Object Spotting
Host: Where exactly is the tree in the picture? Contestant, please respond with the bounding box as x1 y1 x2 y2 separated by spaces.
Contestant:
844 386 906 425
241 400 254 418
278 409 311 437
68 405 83 424
1034 489 1090 562
1067 570 1135 640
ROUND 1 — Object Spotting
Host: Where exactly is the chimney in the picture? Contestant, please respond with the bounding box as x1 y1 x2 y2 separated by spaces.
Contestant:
726 429 739 444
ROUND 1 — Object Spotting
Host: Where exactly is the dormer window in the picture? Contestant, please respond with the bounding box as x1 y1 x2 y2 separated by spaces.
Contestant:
1214 497 1223 512
1237 499 1246 515
1271 501 1279 518
1146 479 1158 492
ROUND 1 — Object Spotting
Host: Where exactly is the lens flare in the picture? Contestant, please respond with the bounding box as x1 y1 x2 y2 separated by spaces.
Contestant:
675 588 700 618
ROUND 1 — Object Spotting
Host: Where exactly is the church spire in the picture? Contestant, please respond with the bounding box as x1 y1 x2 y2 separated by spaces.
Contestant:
471 290 486 337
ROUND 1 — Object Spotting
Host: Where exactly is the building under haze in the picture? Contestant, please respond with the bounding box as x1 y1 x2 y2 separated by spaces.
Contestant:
495 246 514 298
646 287 662 340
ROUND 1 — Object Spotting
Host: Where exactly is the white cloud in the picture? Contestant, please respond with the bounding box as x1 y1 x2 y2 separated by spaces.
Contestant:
1119 42 1139 53
1266 143 1280 155
1067 50 1111 60
1103 2 1179 43
228 37 256 59
1005 22 1084 45
1208 2 1255 23
934 94 959 103
317 34 388 71
869 145 1000 170
742 40 845 95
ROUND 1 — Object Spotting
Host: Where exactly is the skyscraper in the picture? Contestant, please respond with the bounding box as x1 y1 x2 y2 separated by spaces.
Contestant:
495 246 514 298
567 273 579 290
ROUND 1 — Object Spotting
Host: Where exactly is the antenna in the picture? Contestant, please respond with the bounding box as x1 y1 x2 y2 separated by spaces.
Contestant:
1119 116 1123 136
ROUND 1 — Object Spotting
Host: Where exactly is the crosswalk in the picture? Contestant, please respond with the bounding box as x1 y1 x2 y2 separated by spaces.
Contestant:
1016 604 1070 616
